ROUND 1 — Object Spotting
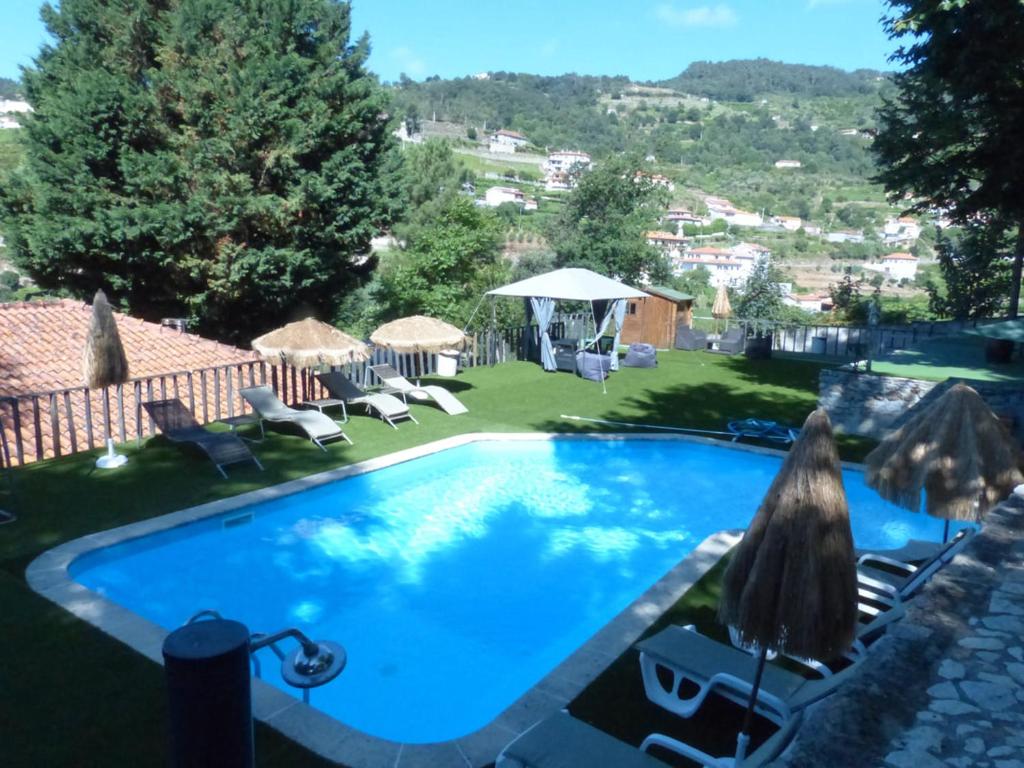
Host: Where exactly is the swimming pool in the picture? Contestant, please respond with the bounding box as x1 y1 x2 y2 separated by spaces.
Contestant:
64 434 947 747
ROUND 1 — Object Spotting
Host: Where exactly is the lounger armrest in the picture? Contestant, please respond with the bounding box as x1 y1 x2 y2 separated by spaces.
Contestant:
858 572 901 600
705 672 793 725
856 553 917 574
640 733 731 768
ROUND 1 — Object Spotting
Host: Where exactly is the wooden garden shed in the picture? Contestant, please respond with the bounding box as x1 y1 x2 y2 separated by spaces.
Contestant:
620 286 695 349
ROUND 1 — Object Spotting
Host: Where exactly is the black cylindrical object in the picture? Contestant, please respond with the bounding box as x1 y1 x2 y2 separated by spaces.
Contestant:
163 619 254 768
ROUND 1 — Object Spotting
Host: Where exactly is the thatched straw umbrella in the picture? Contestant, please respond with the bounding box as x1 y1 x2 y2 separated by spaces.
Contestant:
370 315 466 354
719 408 858 762
251 318 369 368
865 383 1024 541
712 284 732 332
82 290 130 468
83 290 130 389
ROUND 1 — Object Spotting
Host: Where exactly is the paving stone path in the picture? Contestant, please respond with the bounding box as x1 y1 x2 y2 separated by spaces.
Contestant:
777 498 1024 767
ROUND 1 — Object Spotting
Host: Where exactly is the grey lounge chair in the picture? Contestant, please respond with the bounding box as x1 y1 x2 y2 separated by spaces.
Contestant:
496 710 800 768
142 399 263 478
314 372 417 429
637 625 864 727
707 327 744 355
239 385 351 450
675 325 708 351
368 364 468 415
857 527 976 601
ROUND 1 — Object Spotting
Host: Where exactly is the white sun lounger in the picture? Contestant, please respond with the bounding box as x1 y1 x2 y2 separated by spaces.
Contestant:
369 364 468 415
496 710 801 768
857 527 976 601
636 625 865 727
314 372 417 429
239 385 351 451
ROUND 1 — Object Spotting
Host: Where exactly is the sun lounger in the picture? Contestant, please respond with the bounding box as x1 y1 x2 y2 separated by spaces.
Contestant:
368 364 468 415
727 418 799 444
142 399 263 478
314 372 417 429
239 385 351 450
497 710 800 768
857 527 976 601
637 625 863 727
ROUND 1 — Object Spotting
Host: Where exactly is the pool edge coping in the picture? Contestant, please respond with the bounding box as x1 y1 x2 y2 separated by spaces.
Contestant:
26 431 807 767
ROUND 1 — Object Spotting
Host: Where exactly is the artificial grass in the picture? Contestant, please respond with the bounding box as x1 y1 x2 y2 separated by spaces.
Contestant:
0 351 871 766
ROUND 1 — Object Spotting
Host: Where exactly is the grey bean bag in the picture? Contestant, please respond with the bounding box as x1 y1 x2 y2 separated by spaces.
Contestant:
622 342 657 368
575 351 610 381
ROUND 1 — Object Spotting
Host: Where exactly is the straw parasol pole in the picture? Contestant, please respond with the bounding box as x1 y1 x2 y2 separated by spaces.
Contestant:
712 284 732 333
251 318 369 368
865 383 1024 542
719 408 858 762
83 290 130 468
370 315 466 355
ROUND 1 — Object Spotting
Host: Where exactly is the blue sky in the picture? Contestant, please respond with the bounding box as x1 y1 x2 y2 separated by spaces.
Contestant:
0 0 895 84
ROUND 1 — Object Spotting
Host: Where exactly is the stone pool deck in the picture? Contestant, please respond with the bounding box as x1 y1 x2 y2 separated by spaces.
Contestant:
778 495 1024 767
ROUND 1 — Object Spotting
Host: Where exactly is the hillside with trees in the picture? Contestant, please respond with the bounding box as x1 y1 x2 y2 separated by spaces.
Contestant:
657 59 883 101
0 77 20 100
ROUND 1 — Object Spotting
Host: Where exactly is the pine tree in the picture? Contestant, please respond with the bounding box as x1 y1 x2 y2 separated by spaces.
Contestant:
1 0 395 343
873 0 1024 316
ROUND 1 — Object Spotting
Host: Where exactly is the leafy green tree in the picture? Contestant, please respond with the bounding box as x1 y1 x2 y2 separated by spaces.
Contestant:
1 0 394 344
829 267 864 320
547 155 670 284
736 259 784 322
927 224 1011 319
392 139 466 241
873 0 1024 315
372 196 505 325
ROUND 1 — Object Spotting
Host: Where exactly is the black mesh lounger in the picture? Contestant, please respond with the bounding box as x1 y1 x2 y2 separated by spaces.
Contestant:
143 399 263 478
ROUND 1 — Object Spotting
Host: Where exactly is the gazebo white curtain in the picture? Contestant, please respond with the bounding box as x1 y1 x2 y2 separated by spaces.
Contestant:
487 268 648 373
610 299 628 371
530 296 557 372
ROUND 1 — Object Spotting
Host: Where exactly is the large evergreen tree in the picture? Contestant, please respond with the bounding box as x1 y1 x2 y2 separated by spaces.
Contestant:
1 0 394 343
873 0 1024 316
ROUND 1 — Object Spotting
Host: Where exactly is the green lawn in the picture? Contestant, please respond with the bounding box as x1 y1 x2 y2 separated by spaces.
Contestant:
0 352 871 766
870 334 1024 383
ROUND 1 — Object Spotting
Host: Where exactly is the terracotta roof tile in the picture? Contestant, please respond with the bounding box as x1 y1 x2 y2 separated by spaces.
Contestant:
0 299 255 398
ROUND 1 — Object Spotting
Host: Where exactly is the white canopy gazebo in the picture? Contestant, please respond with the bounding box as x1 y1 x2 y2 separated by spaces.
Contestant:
486 268 648 372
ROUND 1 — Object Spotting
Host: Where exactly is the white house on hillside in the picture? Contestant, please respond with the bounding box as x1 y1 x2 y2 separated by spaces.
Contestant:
544 150 591 191
484 186 524 207
783 292 833 313
774 159 802 169
646 230 687 259
870 251 919 281
882 217 923 245
674 245 754 288
704 196 763 228
773 215 803 231
489 129 529 154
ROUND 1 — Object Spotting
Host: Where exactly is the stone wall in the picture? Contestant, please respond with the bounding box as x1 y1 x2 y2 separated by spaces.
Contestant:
819 370 1024 442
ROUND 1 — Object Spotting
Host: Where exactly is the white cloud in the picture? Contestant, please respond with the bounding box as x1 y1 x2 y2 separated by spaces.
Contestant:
390 46 426 78
655 3 738 27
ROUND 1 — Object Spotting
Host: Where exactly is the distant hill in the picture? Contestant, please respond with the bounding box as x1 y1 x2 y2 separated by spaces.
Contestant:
389 72 632 156
0 77 22 100
657 59 886 102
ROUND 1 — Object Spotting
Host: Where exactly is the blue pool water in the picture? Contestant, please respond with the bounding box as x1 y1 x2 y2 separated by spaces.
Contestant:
72 438 952 743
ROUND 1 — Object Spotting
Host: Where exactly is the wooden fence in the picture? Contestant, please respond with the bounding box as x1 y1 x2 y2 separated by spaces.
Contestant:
0 321 566 467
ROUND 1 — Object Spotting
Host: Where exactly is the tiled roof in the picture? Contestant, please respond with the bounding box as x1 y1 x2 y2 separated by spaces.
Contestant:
688 246 733 256
0 299 255 398
647 230 686 242
884 252 918 261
